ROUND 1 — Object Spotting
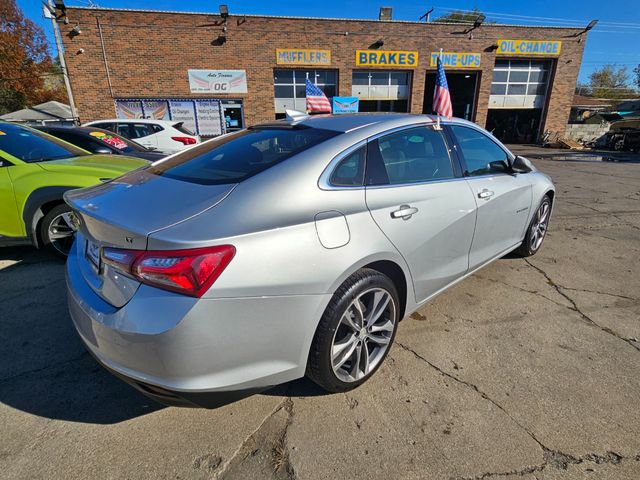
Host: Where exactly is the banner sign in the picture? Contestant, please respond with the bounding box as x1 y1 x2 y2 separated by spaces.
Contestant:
332 96 359 114
355 50 418 68
168 100 197 135
115 100 144 119
496 40 562 56
430 52 481 68
188 70 248 94
195 100 223 136
276 49 331 65
142 100 170 120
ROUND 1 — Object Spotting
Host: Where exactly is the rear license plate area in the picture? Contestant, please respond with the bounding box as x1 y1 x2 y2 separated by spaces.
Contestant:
85 239 100 271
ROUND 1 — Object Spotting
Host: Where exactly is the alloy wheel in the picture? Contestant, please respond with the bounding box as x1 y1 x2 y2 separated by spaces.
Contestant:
529 201 550 252
47 211 77 255
330 288 397 383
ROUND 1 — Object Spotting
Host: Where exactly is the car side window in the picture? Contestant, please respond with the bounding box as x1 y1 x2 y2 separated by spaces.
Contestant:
51 131 95 151
151 124 164 133
129 123 154 139
449 125 510 176
92 122 114 132
367 126 454 185
116 123 131 138
330 145 366 187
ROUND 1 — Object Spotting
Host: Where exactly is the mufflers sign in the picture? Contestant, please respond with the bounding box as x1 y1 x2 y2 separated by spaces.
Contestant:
188 70 248 94
355 50 418 67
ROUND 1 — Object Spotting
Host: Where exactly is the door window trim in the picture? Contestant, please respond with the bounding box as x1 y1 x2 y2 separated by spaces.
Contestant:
445 123 515 178
318 140 367 190
365 124 462 187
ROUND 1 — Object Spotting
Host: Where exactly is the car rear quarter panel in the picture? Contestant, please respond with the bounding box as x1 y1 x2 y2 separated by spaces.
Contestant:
147 136 415 307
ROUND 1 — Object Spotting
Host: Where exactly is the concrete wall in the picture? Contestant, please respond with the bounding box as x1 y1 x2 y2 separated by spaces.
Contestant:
565 123 610 143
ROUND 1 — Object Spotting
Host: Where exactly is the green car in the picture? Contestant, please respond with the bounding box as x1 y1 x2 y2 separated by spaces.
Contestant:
0 121 148 256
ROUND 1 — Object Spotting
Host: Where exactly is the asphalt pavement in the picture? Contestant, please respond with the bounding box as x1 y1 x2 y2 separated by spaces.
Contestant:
1 151 639 479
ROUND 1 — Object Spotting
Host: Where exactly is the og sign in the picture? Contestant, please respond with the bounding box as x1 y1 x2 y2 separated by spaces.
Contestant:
188 70 248 94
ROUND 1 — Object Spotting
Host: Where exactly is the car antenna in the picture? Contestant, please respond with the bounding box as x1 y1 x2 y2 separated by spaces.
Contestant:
285 109 309 122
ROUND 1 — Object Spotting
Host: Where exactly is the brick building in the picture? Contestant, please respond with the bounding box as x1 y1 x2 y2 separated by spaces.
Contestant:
58 5 588 143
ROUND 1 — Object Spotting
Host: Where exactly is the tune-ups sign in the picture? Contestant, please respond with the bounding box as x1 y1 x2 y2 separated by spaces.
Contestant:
188 70 248 94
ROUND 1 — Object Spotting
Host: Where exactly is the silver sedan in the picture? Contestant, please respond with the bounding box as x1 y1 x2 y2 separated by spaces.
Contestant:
65 114 554 407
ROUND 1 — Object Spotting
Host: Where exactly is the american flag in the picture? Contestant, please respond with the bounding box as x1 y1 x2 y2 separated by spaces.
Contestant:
433 56 453 119
305 79 331 113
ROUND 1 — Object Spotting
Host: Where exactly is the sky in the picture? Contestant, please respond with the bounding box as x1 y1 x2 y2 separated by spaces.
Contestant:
17 0 640 86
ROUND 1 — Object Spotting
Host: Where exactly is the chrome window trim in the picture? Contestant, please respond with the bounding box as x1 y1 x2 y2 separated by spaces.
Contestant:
318 140 367 191
319 121 461 191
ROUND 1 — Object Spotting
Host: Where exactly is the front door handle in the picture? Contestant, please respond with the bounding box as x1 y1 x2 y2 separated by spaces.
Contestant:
478 189 495 200
391 205 419 220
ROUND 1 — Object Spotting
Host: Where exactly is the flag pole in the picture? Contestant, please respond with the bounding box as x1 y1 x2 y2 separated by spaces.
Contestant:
435 48 443 130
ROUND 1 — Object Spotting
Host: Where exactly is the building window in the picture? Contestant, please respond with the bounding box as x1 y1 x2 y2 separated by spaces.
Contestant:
274 69 337 117
489 59 551 109
351 70 411 113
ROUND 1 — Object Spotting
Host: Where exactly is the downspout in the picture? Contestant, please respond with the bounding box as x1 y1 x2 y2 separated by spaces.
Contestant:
96 17 114 98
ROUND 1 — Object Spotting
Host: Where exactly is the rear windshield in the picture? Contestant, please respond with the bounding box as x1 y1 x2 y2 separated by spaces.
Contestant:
0 123 87 162
173 122 195 136
147 126 339 185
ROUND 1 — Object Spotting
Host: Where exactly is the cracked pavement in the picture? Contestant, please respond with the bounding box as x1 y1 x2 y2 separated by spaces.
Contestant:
1 153 639 479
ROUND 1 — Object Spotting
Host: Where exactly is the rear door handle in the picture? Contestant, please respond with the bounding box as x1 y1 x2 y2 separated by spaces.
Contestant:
478 189 494 200
391 205 419 220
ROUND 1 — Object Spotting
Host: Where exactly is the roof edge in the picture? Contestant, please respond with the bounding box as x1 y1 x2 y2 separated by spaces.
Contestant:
65 6 584 31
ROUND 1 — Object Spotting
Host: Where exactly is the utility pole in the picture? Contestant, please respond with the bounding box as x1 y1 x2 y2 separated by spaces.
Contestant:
46 0 79 124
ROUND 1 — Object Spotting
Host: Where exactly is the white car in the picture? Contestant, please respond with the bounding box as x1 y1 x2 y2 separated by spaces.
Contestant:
83 119 201 154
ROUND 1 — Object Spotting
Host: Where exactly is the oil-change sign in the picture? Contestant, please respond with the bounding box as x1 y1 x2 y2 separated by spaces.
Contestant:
496 40 562 56
356 50 418 67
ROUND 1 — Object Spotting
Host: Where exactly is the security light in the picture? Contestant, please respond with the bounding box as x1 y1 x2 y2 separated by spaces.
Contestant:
473 14 486 29
370 39 384 49
72 24 82 35
585 19 598 31
219 4 229 18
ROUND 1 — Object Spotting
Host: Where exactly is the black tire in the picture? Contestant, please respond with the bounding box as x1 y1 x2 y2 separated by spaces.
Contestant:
307 268 400 393
515 195 552 257
39 203 76 257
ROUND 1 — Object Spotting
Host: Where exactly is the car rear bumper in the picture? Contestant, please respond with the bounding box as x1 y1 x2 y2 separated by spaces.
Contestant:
66 240 331 407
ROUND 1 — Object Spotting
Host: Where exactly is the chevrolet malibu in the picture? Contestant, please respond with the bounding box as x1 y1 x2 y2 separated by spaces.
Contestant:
65 114 554 407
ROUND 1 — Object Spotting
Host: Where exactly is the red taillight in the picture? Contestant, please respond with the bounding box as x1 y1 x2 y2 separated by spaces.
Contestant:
171 136 197 145
102 245 235 297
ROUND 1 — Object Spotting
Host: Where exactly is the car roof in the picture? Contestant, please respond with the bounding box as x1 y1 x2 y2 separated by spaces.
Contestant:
255 113 480 134
37 125 115 135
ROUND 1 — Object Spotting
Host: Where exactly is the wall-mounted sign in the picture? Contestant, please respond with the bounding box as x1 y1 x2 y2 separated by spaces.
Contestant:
188 70 248 94
496 40 562 56
115 100 144 119
355 50 418 68
332 96 359 114
142 100 170 120
195 100 224 136
276 49 331 65
168 100 198 135
430 52 481 68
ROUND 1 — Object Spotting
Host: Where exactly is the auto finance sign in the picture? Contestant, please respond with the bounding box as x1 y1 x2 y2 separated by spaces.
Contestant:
188 70 248 94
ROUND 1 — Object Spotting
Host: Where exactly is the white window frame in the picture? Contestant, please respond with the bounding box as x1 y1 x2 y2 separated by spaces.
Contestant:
489 59 551 109
273 69 337 114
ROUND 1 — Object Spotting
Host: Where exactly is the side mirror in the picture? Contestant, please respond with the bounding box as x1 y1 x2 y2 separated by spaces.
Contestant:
511 155 533 173
93 147 113 155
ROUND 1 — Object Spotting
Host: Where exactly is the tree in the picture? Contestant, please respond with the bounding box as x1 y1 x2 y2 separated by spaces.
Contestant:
588 65 635 99
433 7 493 24
634 64 640 89
0 0 67 115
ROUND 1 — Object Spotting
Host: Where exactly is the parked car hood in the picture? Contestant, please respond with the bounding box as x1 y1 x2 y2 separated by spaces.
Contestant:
64 168 237 250
38 154 148 175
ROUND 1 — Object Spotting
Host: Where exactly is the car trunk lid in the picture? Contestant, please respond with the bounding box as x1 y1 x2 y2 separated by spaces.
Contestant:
64 168 236 306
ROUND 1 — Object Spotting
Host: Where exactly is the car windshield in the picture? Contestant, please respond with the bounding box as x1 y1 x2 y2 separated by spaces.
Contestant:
148 126 339 185
0 123 87 162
